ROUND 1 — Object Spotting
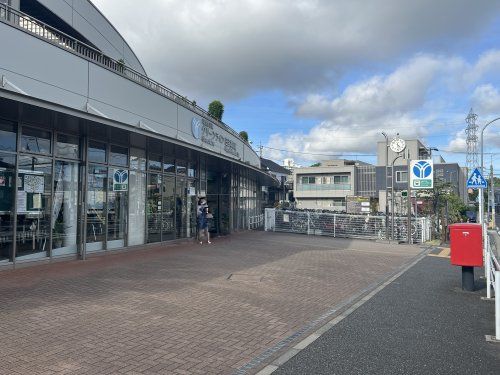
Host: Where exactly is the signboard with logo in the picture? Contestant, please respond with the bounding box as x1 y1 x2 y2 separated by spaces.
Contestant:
410 160 433 189
191 117 240 158
346 196 371 214
113 169 128 191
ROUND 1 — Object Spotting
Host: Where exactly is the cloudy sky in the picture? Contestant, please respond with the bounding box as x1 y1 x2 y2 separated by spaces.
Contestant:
93 0 500 171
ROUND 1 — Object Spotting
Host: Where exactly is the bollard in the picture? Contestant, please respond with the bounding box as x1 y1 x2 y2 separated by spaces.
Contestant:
462 266 475 291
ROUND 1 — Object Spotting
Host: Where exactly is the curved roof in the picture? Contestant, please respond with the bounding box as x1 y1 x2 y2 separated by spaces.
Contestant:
33 0 147 75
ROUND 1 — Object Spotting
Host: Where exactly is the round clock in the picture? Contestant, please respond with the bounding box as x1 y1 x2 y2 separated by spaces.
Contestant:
390 138 406 153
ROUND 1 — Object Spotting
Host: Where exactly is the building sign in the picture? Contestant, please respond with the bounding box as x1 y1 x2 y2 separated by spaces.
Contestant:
410 160 433 189
191 117 240 158
113 169 128 191
346 196 371 214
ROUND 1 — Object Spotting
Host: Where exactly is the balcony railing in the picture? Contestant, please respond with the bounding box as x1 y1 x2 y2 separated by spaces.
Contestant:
0 3 249 145
296 183 351 192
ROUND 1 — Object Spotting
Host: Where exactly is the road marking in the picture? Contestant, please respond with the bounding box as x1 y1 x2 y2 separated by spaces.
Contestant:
428 247 450 258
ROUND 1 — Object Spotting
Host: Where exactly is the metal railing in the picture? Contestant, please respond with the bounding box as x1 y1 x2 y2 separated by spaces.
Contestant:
248 214 264 229
264 208 432 243
0 3 250 145
296 183 351 191
485 230 500 340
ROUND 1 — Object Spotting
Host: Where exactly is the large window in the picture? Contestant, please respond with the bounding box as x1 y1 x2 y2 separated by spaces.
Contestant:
21 127 51 154
88 141 106 164
395 171 408 183
16 156 52 260
56 134 79 159
109 145 128 167
333 175 349 184
0 120 16 152
301 176 316 184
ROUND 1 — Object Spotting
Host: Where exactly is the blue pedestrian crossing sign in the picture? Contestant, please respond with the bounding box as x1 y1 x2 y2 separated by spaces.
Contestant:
466 168 487 189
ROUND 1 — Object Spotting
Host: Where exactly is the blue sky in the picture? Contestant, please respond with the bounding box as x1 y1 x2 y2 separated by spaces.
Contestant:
93 0 500 174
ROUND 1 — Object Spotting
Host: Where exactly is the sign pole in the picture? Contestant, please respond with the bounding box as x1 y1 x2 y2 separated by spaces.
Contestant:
407 159 412 244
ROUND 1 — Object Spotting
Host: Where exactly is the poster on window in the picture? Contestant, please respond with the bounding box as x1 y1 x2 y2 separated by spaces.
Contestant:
24 174 44 193
17 191 27 212
0 175 5 187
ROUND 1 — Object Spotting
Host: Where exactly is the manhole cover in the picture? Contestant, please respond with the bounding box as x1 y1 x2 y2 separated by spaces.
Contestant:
227 273 264 282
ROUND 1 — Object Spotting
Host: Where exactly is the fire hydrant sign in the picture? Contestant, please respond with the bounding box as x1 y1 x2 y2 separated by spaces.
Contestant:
410 160 433 189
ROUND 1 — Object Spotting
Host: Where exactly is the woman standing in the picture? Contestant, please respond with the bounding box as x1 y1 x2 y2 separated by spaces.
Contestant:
198 206 211 244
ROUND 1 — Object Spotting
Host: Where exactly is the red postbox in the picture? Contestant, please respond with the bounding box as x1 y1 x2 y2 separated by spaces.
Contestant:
449 223 483 267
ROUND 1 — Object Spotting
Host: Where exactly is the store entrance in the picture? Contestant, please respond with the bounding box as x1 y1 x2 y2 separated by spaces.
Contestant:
206 171 231 236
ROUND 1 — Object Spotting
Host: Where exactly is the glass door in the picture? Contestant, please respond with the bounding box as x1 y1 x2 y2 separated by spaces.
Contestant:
0 153 15 263
52 160 79 256
107 168 128 249
86 164 107 252
147 173 162 243
175 177 187 238
162 175 175 240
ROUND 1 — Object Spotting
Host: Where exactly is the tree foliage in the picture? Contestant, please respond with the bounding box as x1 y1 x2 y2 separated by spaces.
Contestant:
310 162 321 167
208 100 224 120
239 131 249 142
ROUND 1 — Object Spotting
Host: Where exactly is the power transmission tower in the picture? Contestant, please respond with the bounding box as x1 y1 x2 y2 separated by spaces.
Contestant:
465 108 479 172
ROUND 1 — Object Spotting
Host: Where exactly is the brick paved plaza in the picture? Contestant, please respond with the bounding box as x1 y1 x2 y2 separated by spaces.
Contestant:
0 232 424 374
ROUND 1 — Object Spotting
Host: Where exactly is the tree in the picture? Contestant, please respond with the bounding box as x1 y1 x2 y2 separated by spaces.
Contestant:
420 181 467 241
208 100 224 121
310 162 320 167
239 131 248 142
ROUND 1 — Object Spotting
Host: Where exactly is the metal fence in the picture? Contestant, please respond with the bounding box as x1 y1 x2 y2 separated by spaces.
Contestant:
485 230 500 339
264 208 432 243
248 214 264 229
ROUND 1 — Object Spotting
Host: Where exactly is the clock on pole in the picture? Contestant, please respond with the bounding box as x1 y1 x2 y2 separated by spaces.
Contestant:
390 137 406 153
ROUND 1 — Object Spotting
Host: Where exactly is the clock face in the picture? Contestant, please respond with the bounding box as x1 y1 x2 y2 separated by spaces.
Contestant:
390 138 406 153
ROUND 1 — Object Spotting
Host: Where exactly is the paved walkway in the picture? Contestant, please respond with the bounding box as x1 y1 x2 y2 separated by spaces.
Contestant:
0 232 424 374
272 247 500 375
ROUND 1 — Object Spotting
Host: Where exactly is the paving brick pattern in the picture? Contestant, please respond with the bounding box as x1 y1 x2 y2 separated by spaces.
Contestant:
0 232 423 374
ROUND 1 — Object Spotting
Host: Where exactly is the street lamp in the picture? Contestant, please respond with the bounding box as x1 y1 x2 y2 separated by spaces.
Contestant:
381 132 389 237
391 154 403 240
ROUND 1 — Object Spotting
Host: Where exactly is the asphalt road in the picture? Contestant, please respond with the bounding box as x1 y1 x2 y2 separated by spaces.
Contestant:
274 254 500 375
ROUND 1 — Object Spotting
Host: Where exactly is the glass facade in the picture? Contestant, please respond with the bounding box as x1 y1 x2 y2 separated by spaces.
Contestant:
0 99 265 266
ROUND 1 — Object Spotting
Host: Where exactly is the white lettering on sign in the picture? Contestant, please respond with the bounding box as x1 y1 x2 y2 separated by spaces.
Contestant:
192 118 240 157
462 231 469 237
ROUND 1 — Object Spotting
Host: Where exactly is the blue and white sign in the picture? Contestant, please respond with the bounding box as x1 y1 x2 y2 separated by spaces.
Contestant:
410 160 434 189
466 168 487 189
113 169 128 191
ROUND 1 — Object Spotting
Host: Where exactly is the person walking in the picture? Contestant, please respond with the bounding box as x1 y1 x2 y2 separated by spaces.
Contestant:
198 205 211 244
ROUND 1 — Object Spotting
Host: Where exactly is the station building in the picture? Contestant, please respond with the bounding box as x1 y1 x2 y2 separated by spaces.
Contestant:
0 0 276 268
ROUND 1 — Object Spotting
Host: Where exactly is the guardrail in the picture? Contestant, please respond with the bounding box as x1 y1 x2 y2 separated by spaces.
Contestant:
0 3 250 146
485 230 500 340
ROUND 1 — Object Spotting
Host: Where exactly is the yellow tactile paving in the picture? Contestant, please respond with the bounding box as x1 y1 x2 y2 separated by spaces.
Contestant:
428 247 450 258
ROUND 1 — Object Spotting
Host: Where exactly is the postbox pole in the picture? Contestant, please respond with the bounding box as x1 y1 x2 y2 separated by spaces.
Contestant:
486 241 491 299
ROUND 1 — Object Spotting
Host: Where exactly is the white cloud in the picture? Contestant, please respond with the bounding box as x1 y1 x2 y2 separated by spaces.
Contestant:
92 0 500 102
471 84 500 114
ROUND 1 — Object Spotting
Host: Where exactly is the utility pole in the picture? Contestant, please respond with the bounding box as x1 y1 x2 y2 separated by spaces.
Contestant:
259 142 263 158
490 159 494 228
